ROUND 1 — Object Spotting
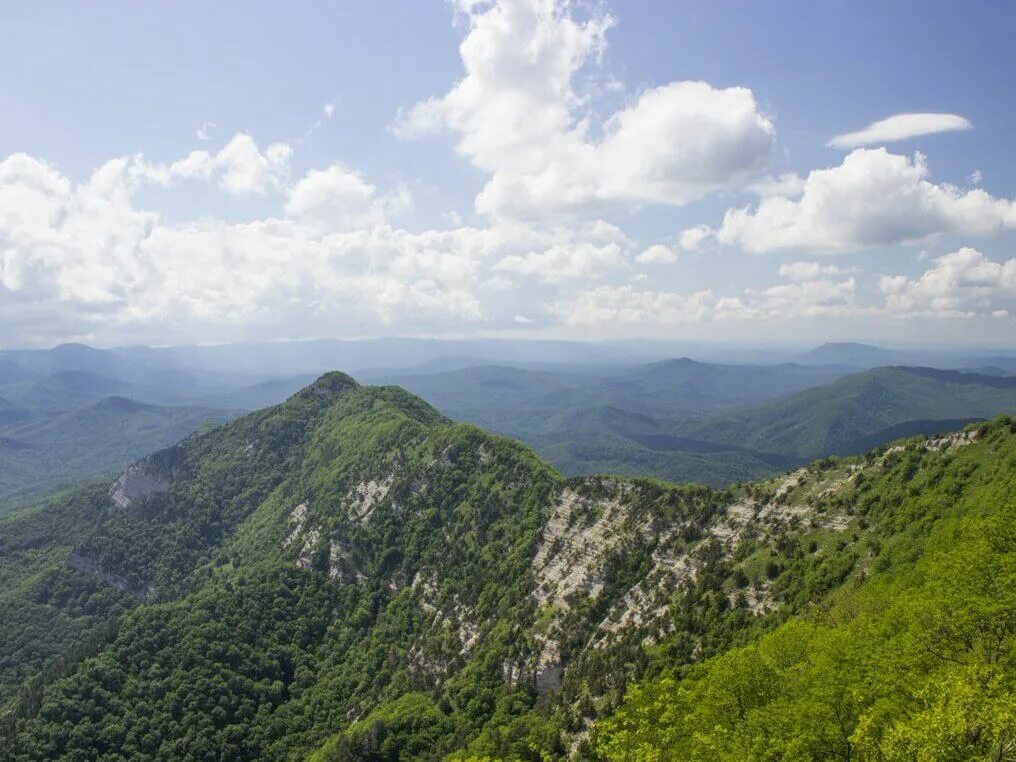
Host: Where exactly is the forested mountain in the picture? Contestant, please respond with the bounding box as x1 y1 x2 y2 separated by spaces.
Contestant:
680 366 1016 460
378 363 1016 487
1 374 1012 760
371 360 845 486
0 397 233 502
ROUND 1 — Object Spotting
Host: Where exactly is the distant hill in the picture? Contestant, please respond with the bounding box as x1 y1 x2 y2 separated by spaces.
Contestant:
680 366 1016 459
0 396 233 500
800 342 893 367
381 358 846 431
4 370 133 415
376 359 846 485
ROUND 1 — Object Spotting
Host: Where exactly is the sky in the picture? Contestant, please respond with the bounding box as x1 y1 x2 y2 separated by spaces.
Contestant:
1 0 1015 349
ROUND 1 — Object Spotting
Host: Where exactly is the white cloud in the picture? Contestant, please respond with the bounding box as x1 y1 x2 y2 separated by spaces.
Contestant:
636 244 677 264
879 247 1016 317
828 112 972 149
496 241 623 282
0 146 665 344
677 224 712 251
196 122 215 141
969 169 983 186
778 261 856 282
324 103 335 119
151 133 293 195
0 150 490 343
396 0 775 219
553 284 716 326
552 258 863 326
748 172 805 198
717 149 1016 253
735 277 858 319
284 165 410 232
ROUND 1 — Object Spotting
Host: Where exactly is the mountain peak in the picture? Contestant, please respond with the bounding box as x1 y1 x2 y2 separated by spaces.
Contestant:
289 371 359 402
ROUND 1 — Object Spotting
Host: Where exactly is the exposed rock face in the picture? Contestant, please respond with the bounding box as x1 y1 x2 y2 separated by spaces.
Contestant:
283 503 308 548
109 447 181 509
346 476 394 524
532 487 630 611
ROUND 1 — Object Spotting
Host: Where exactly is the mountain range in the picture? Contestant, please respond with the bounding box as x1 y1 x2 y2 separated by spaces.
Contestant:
3 339 1016 500
0 373 1011 759
376 361 1016 486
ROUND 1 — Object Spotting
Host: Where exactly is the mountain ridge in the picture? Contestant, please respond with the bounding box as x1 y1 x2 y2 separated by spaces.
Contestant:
0 373 1012 759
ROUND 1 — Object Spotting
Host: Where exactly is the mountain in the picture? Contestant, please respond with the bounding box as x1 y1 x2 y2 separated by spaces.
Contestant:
681 366 1016 460
800 341 901 367
2 370 134 415
0 374 1011 759
798 341 1016 372
0 397 233 500
379 358 846 425
373 359 845 486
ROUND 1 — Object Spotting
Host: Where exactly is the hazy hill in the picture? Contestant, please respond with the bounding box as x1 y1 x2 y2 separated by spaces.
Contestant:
0 375 1011 759
0 397 232 500
681 366 1016 459
799 341 902 367
376 359 844 485
377 361 1016 487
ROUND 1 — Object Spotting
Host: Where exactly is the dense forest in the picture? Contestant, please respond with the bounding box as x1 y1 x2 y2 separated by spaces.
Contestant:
0 373 1012 759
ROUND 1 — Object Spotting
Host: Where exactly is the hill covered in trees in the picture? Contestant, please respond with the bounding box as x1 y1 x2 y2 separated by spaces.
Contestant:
381 363 1016 487
0 374 1012 759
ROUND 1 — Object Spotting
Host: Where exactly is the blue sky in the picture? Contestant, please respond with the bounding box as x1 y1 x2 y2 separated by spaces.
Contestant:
1 0 1014 348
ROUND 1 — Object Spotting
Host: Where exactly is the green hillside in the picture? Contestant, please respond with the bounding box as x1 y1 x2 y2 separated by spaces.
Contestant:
380 364 1016 488
681 366 1016 460
375 360 843 486
0 374 1012 760
0 397 232 501
592 421 1016 760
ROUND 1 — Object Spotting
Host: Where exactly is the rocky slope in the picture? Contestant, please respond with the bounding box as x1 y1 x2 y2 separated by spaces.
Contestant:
0 373 1010 760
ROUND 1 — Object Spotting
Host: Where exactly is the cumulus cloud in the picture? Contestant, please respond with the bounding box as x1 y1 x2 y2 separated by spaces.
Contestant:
734 276 858 319
493 222 629 282
879 247 1016 317
636 244 677 264
677 225 712 251
778 261 856 282
717 149 1016 253
135 133 293 195
395 0 775 219
284 165 411 232
552 284 716 326
174 133 293 195
551 259 863 326
828 113 972 149
0 146 659 344
0 150 472 343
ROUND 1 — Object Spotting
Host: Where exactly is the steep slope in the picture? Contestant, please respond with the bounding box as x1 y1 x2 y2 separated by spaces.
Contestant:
681 366 1016 460
592 423 1016 760
1 375 1013 761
